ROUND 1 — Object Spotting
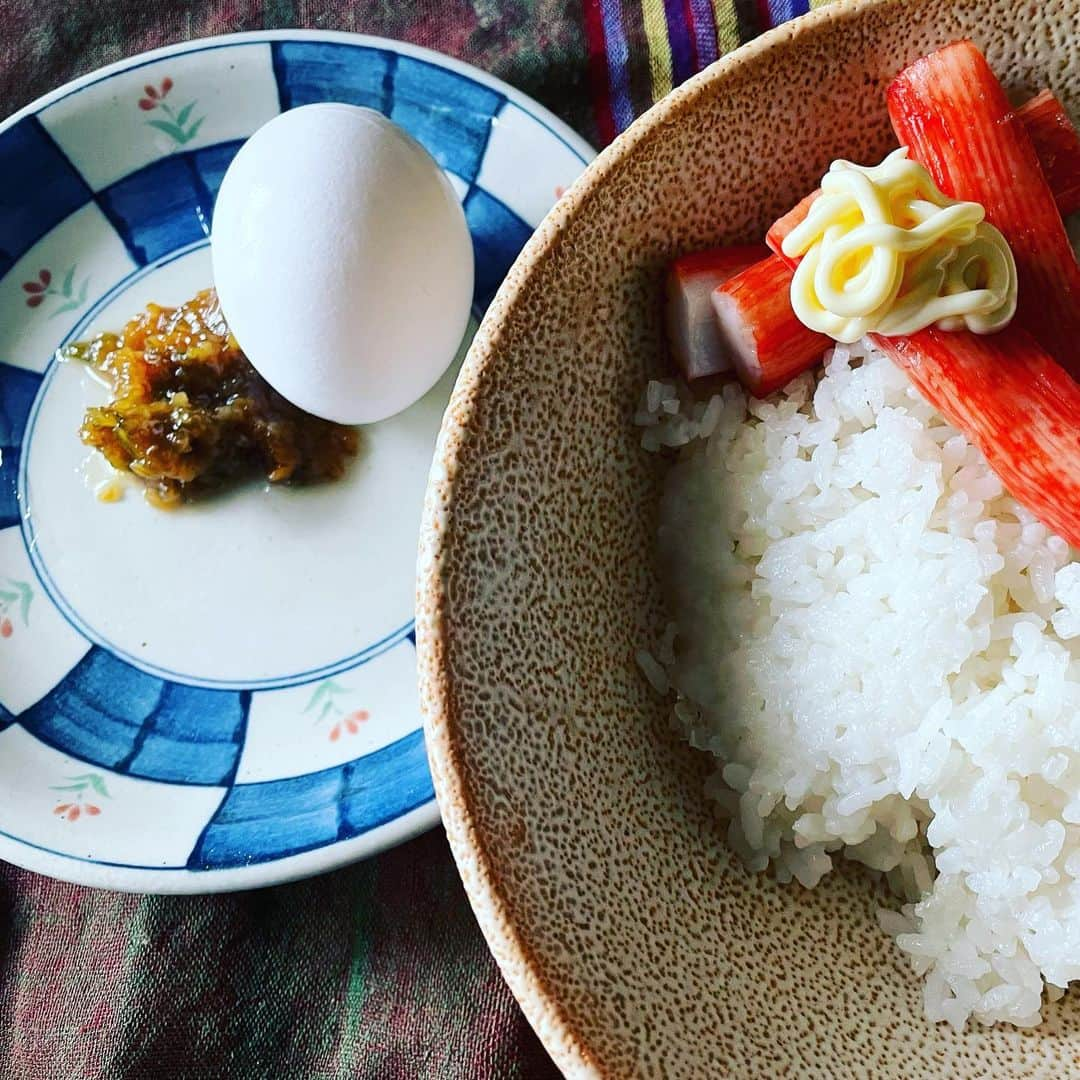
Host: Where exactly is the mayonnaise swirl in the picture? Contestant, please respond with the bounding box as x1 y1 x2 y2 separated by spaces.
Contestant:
781 148 1017 343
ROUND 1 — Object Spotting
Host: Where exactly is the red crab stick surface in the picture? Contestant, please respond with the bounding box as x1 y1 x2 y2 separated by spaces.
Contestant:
767 88 1080 262
767 195 817 270
1021 89 1080 221
887 41 1080 372
711 256 830 397
665 245 769 379
871 326 1080 548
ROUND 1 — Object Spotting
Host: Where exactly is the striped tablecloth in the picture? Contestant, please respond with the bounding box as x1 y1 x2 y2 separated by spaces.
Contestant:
0 2 821 1076
583 0 828 141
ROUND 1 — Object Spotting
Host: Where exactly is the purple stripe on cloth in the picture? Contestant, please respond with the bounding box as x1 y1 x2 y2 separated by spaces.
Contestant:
663 0 697 84
767 0 810 24
687 0 719 69
598 0 636 133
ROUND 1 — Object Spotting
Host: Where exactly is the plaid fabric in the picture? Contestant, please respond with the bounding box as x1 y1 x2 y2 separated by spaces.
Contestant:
0 832 553 1079
0 2 821 1076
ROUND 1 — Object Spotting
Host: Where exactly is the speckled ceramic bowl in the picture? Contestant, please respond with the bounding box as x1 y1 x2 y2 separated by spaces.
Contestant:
417 1 1080 1075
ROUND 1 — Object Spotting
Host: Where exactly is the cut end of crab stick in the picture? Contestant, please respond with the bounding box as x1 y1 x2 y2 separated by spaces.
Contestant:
665 245 769 380
711 255 830 397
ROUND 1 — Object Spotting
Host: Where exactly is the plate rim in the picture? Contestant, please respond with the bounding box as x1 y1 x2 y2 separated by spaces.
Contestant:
0 28 594 894
0 28 594 167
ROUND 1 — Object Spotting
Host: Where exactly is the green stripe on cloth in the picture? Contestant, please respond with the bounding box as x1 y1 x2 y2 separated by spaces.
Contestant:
341 861 379 1072
641 0 676 101
712 0 743 54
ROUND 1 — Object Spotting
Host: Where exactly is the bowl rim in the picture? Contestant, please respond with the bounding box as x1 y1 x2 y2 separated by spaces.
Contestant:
417 0 919 1074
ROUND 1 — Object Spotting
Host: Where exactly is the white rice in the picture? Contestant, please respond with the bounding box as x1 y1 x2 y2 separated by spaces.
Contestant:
637 340 1080 1030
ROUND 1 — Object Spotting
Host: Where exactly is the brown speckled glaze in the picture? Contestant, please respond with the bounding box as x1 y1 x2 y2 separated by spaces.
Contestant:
417 1 1080 1076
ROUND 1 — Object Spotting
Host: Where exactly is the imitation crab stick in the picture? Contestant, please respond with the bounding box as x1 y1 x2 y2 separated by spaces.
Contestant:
1021 89 1080 220
767 195 817 268
710 256 830 397
887 41 1080 372
767 88 1080 260
677 71 1079 399
666 245 769 379
870 326 1080 547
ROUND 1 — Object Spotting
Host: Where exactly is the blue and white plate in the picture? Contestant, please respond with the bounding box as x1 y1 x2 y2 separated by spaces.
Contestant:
0 31 593 893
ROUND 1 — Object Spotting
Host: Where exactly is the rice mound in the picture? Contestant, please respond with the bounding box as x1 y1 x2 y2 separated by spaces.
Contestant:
637 341 1080 1030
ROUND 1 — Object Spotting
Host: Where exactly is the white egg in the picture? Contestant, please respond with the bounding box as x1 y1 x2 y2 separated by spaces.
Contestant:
211 103 474 425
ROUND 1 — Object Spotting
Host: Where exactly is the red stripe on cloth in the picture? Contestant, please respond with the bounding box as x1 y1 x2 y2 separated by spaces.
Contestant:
582 0 618 145
756 0 773 30
681 0 700 70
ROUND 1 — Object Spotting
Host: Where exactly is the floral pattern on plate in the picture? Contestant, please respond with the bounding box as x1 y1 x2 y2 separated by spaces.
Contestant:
22 266 90 317
0 577 32 639
139 78 207 147
50 772 111 821
305 679 371 742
